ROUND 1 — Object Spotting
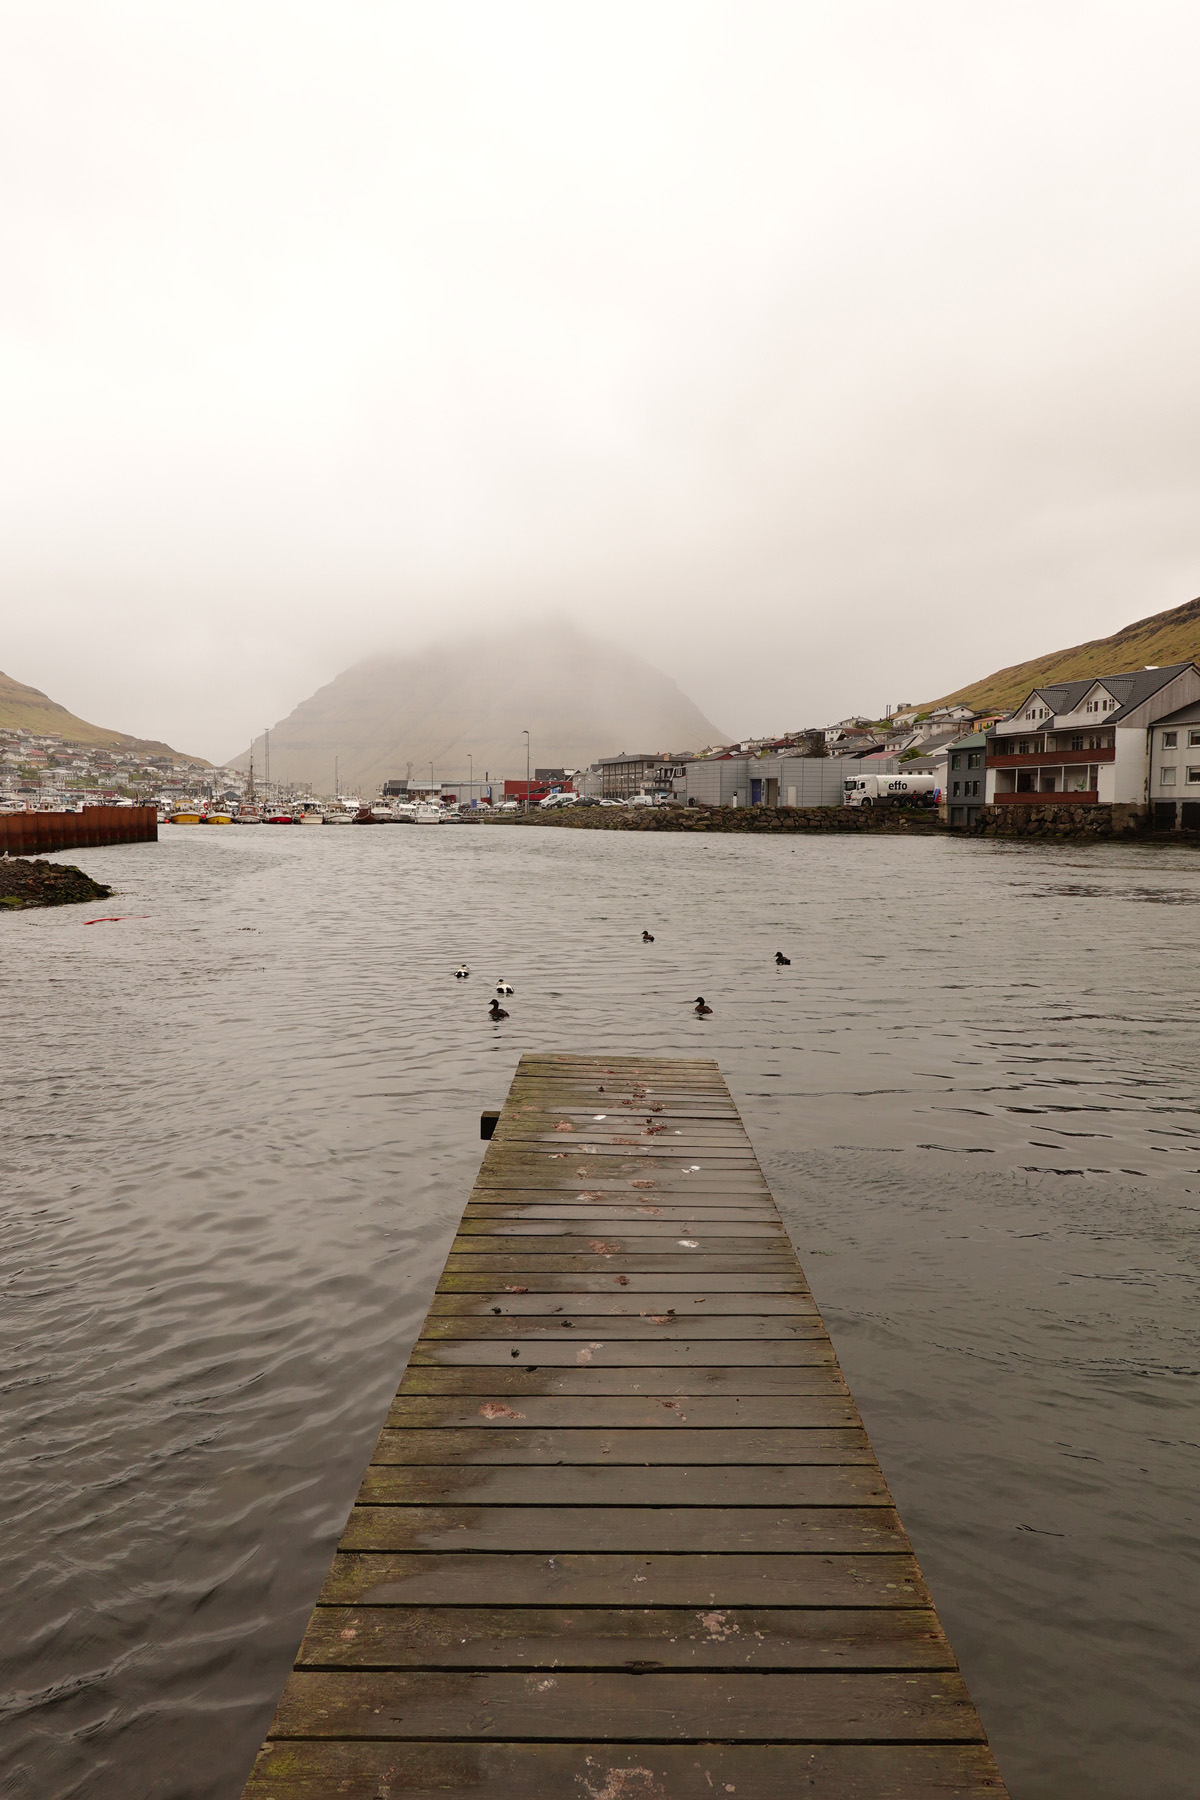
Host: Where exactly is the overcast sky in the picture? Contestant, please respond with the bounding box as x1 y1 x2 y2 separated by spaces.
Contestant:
4 1 1200 759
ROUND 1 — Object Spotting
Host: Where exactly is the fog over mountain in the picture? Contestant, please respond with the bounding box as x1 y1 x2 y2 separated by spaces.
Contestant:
231 627 725 792
5 6 1200 760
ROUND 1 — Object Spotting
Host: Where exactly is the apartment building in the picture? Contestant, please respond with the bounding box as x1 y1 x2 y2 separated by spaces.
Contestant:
985 662 1200 811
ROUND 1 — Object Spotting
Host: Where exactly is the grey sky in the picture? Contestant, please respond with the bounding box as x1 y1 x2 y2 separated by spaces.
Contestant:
3 1 1199 759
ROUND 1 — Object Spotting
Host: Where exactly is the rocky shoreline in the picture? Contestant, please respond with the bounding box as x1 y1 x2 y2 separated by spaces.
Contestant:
0 857 113 910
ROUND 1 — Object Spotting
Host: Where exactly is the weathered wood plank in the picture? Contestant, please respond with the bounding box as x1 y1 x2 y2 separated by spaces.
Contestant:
243 1740 1008 1800
385 1395 861 1428
318 1550 931 1607
408 1340 837 1367
296 1604 952 1670
438 1270 810 1292
356 1464 892 1507
338 1504 909 1555
368 1427 875 1464
268 1667 981 1741
427 1291 818 1315
419 1313 828 1338
395 1367 849 1397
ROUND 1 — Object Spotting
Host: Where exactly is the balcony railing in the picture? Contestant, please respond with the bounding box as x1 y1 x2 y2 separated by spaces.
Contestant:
987 747 1113 768
991 791 1099 805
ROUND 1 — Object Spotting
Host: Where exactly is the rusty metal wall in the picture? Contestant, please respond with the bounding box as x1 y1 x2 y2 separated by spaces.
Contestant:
0 806 158 857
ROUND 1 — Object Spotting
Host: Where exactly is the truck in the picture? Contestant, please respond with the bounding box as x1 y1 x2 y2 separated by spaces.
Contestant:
843 772 940 808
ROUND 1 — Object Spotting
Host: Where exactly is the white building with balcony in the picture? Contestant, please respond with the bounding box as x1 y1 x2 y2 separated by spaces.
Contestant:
984 662 1200 813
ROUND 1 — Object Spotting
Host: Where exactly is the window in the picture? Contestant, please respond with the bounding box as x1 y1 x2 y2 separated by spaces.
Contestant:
1161 767 1177 786
950 754 961 771
1189 768 1200 784
1162 731 1178 748
967 751 981 769
971 780 980 797
951 780 960 797
1190 731 1200 748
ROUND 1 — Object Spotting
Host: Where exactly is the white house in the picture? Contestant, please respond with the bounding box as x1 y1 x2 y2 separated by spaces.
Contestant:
985 662 1200 811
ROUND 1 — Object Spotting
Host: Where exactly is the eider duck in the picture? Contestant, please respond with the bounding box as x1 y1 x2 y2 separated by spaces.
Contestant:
642 930 654 942
495 979 515 996
774 951 790 965
489 998 509 1020
455 964 470 978
693 996 713 1016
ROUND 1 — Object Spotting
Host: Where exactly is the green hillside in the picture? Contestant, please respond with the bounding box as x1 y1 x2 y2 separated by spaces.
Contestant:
925 594 1200 714
0 667 204 761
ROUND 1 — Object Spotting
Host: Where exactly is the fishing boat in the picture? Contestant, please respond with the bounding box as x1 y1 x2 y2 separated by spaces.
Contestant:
322 801 356 824
202 809 234 824
168 808 202 825
235 803 264 824
413 801 445 824
296 800 325 825
265 806 296 824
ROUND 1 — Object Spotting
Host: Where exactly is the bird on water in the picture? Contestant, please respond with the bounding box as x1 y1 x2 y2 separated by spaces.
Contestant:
455 964 470 978
693 996 713 1016
495 979 515 996
775 951 791 965
642 930 654 942
489 998 509 1020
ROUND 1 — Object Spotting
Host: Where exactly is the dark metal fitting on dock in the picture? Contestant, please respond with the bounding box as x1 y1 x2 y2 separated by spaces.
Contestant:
480 1110 500 1140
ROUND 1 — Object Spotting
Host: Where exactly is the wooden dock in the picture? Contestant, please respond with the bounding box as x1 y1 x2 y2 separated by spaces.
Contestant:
242 1054 1008 1799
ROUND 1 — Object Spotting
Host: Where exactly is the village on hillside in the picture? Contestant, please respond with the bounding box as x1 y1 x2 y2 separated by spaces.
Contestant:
4 660 1199 833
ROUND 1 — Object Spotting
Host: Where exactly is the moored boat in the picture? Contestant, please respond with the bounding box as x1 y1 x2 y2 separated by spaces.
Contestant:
169 809 202 825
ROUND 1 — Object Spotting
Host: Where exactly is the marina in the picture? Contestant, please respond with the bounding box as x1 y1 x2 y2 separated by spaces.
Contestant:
242 1052 1008 1799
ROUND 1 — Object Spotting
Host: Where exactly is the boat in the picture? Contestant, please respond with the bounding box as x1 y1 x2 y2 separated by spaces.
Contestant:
265 807 296 824
296 801 325 825
235 804 264 824
202 809 234 825
168 809 202 825
413 802 445 824
322 801 357 824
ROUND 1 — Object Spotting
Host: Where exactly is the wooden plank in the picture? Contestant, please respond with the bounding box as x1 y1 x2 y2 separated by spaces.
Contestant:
296 1603 953 1669
408 1340 838 1366
337 1504 909 1554
385 1396 859 1428
369 1427 875 1464
318 1550 931 1607
240 1054 1008 1800
242 1741 1009 1800
426 1296 820 1324
268 1667 981 1741
419 1313 828 1338
355 1464 892 1506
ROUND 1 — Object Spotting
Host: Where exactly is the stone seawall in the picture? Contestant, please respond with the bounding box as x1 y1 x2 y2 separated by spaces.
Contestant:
970 803 1145 838
505 804 941 834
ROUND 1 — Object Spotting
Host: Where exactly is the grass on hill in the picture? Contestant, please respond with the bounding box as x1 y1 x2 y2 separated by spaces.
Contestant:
922 594 1200 714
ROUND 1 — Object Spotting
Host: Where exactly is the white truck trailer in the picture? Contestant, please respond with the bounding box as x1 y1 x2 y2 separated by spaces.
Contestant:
843 772 940 808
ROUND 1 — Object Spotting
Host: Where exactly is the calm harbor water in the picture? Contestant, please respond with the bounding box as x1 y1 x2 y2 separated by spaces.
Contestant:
2 821 1197 1799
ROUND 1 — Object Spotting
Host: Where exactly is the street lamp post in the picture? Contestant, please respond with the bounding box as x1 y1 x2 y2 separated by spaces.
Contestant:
468 754 473 810
523 730 530 813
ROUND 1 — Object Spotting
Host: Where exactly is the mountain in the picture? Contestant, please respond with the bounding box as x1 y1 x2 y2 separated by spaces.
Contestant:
0 667 203 760
231 626 727 792
924 594 1200 715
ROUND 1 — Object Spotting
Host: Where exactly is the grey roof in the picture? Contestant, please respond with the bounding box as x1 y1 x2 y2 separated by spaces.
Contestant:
1151 697 1200 726
1018 662 1195 724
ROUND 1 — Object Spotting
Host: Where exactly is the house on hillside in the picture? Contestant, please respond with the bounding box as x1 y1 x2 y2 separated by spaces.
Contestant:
984 662 1200 818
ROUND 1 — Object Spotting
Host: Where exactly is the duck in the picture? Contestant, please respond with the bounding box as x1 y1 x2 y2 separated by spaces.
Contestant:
774 951 791 965
489 998 509 1020
642 930 654 942
495 979 515 996
455 964 470 979
693 996 713 1016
